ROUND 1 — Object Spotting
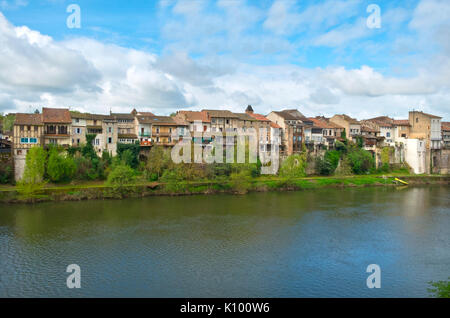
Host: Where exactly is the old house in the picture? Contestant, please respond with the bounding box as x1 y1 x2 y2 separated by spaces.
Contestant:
330 114 361 141
442 122 450 149
42 108 72 147
13 113 44 181
111 111 138 145
266 110 306 155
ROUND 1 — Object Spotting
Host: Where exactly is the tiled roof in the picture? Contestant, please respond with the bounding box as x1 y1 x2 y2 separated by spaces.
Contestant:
202 109 239 118
234 113 258 121
393 119 410 126
14 113 43 125
136 111 155 116
111 113 135 119
270 111 298 120
177 110 211 123
247 113 270 122
441 122 450 131
71 112 113 121
42 108 71 123
138 116 187 126
270 122 281 129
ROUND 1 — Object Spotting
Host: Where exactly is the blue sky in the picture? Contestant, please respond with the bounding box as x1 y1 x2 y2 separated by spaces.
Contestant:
0 0 449 119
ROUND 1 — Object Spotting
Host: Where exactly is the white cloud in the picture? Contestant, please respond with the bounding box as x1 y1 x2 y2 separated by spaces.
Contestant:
0 1 449 120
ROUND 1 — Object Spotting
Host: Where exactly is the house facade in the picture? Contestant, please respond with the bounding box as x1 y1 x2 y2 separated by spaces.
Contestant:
13 113 44 181
330 114 361 141
42 108 72 147
266 110 304 155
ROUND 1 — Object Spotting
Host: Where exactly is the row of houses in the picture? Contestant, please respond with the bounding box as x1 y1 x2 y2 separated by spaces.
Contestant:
2 105 449 180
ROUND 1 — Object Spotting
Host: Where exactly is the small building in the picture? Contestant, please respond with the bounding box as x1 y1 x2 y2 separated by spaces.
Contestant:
201 109 239 133
409 111 442 150
442 122 450 149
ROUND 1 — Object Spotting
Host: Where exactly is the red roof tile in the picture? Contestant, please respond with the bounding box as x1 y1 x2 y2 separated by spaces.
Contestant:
42 108 71 123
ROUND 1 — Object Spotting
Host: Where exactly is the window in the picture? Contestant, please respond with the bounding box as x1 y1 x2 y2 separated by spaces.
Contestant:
30 138 37 144
17 150 22 155
20 125 24 131
108 137 112 144
156 127 160 134
27 126 31 131
416 118 418 123
386 132 391 137
75 118 79 123
20 137 29 143
169 128 172 133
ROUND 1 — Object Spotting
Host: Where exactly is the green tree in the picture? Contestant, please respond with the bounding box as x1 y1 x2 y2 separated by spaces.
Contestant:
347 147 375 174
22 146 46 184
145 146 172 180
117 142 140 169
106 164 136 195
47 148 76 183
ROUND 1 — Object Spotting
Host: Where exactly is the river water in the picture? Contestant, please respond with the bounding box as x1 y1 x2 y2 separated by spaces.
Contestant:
0 186 449 297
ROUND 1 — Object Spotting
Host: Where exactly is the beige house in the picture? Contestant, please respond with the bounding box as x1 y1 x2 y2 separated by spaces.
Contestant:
408 111 442 150
111 111 138 145
202 109 239 133
330 114 361 141
266 110 304 155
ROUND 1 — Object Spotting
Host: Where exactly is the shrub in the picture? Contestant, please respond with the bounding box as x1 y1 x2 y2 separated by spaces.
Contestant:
47 149 76 183
106 164 136 195
347 147 375 174
279 153 307 178
22 146 46 184
316 150 340 175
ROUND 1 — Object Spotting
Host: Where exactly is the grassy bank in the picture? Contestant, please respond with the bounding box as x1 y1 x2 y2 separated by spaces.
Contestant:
1 174 449 204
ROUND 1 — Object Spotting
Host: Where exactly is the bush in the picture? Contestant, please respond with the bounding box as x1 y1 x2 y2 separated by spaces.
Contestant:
347 147 375 175
316 150 340 175
0 164 13 184
106 164 136 195
279 153 307 178
47 148 76 183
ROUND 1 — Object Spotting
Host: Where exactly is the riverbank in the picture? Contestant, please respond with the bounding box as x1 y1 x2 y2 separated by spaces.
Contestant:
1 174 449 204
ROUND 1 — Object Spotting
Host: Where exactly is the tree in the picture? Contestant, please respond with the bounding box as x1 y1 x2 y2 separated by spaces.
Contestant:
117 142 140 169
347 147 374 174
145 146 172 180
47 148 76 183
22 146 46 184
106 164 136 195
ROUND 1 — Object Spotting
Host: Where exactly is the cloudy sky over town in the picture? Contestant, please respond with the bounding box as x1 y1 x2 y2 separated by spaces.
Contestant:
0 0 449 119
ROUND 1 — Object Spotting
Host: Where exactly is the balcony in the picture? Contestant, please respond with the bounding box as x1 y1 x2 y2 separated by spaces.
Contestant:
139 132 151 137
140 140 152 147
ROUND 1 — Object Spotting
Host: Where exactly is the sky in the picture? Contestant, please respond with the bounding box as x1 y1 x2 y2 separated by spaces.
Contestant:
0 0 449 120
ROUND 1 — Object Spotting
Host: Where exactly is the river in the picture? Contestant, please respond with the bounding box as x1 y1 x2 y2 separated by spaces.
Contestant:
0 186 449 297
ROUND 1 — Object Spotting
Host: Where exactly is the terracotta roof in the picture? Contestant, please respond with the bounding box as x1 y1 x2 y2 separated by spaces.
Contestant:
14 113 43 125
247 113 270 122
202 109 239 118
177 110 211 123
42 108 71 123
138 116 186 126
393 119 410 126
71 112 113 121
441 122 450 131
270 122 282 129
